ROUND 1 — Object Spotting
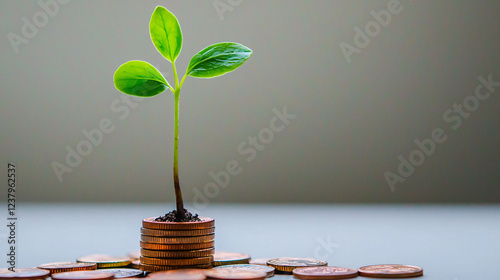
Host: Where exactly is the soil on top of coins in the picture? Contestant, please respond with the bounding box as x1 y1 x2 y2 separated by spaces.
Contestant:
155 209 201 222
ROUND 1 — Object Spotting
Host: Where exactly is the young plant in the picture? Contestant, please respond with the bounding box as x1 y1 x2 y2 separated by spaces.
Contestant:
113 6 252 222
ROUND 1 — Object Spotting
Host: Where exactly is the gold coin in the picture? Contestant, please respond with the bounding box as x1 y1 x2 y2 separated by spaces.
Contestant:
143 217 214 230
140 241 215 251
141 234 214 244
37 262 97 275
147 269 207 280
140 256 213 266
205 269 267 280
0 268 50 280
77 255 131 269
213 252 251 266
141 227 215 237
267 258 327 273
141 248 215 258
51 271 114 280
139 263 211 272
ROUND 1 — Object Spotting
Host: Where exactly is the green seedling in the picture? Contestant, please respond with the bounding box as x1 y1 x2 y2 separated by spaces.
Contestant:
113 6 252 221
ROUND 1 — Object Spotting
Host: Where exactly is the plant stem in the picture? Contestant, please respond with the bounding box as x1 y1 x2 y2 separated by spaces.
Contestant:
173 89 185 220
172 62 186 221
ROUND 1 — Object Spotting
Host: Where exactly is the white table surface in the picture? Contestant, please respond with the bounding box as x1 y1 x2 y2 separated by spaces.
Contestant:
1 203 498 279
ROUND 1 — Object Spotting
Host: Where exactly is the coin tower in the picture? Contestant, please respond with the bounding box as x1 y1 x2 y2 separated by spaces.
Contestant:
139 217 215 272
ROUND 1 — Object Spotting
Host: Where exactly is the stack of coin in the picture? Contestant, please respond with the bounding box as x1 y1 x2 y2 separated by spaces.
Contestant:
139 216 215 272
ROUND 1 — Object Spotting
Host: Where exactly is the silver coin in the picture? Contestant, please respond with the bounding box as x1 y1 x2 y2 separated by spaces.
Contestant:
215 265 274 277
96 269 143 278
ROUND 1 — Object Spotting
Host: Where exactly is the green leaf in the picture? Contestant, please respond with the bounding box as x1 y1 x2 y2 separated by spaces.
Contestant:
150 6 182 63
186 42 252 78
113 60 171 97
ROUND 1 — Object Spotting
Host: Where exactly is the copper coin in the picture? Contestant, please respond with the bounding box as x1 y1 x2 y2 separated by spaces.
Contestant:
77 255 131 269
141 248 215 258
140 241 215 251
141 228 215 237
214 265 275 277
140 256 213 266
205 270 267 280
248 259 272 266
37 262 97 275
143 217 214 230
293 267 358 279
267 258 327 273
138 263 211 272
358 265 423 278
0 268 50 280
96 269 143 278
51 271 114 280
141 234 214 244
213 252 251 266
148 269 207 280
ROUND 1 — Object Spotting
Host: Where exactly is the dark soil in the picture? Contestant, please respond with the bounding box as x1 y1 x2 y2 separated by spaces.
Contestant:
155 209 201 222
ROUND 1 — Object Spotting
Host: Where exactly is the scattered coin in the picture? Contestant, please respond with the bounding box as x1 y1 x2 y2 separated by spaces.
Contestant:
37 262 97 275
214 264 275 277
140 241 215 251
139 263 212 272
213 252 251 266
141 234 215 244
141 228 215 237
0 268 50 280
96 269 143 278
293 266 358 279
267 258 327 273
249 259 272 266
205 269 267 280
140 256 213 266
141 248 215 258
147 269 207 280
358 265 423 278
51 271 114 280
142 217 215 230
77 255 131 269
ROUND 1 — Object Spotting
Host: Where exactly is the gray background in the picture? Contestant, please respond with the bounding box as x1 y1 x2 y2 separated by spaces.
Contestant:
1 0 499 205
